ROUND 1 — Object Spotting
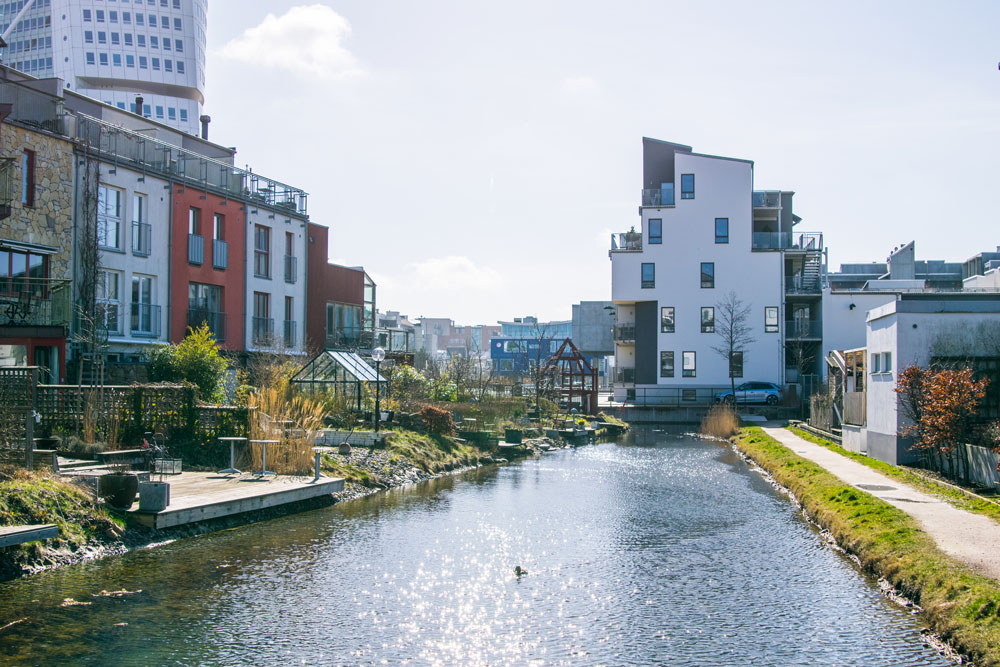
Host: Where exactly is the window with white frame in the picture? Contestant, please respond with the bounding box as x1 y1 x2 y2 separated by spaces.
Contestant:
97 185 122 249
97 270 121 333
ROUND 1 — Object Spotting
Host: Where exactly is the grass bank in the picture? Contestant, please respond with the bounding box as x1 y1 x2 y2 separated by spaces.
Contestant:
0 466 124 581
789 426 1000 525
733 426 1000 666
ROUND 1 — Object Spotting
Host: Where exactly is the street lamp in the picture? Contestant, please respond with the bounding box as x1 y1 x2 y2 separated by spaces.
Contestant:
372 347 385 433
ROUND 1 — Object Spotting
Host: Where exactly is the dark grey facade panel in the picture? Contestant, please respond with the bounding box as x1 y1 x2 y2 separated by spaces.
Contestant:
635 301 658 385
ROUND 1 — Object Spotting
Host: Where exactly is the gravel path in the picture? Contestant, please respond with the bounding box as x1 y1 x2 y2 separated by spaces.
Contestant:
763 425 1000 582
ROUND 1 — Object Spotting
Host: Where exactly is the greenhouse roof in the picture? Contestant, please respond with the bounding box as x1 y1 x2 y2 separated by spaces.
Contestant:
291 350 387 384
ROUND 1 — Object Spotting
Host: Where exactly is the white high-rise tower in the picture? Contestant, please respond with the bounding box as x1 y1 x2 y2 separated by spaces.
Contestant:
0 0 206 135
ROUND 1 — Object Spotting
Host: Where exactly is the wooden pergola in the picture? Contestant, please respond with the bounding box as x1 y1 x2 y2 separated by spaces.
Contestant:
541 338 598 413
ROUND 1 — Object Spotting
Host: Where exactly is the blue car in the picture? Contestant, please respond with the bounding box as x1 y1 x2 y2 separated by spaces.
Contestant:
714 382 783 405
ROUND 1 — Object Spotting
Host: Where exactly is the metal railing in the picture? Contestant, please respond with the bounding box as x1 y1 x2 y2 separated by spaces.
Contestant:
252 317 274 345
752 231 824 251
614 367 635 384
188 233 204 264
284 255 297 283
0 278 71 328
611 232 643 252
96 300 122 335
641 185 675 207
620 385 741 406
187 308 227 342
785 276 822 294
130 303 161 338
132 221 151 257
785 320 822 339
0 80 65 133
325 328 374 350
614 325 636 341
75 114 308 215
212 239 228 269
283 319 296 348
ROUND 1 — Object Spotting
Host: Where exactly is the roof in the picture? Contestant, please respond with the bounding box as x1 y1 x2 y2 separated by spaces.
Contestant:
291 350 386 384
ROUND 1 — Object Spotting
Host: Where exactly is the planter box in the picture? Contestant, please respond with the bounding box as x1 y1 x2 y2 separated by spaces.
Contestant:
153 458 182 475
138 481 170 512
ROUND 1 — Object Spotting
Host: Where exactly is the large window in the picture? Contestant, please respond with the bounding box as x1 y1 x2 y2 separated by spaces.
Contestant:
765 306 779 333
660 351 674 378
21 150 34 207
254 225 270 278
701 307 715 333
326 302 363 344
641 263 655 289
681 173 695 199
96 270 121 333
0 249 46 294
132 193 149 256
97 185 122 249
661 306 674 333
729 351 744 378
682 351 696 378
701 262 715 288
131 274 154 335
648 219 662 245
715 218 729 244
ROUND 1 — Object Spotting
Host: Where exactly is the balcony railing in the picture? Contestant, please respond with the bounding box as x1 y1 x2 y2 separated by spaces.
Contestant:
188 233 204 264
325 328 375 350
641 185 675 207
252 317 274 345
130 302 161 338
96 300 122 335
614 325 636 341
614 367 635 384
785 276 821 295
753 191 780 208
212 239 228 269
785 319 822 339
752 231 824 251
610 232 642 253
132 221 152 257
187 308 227 342
284 255 297 283
283 319 296 348
0 278 71 328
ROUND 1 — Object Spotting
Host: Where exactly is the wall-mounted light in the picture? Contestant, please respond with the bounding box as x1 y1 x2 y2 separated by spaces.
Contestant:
849 303 856 310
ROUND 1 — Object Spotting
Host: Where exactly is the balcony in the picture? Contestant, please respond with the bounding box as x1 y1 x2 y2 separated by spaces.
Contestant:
212 239 228 269
284 255 297 284
132 221 152 257
325 327 374 350
752 231 824 252
252 317 274 345
610 232 642 253
283 319 297 348
614 325 636 342
130 303 161 338
614 367 635 384
785 319 822 340
752 191 780 208
188 233 204 264
96 300 122 336
0 278 72 329
785 275 821 295
641 185 675 207
187 308 227 342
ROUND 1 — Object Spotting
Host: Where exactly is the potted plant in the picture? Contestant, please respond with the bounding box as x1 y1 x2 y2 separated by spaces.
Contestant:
99 463 140 510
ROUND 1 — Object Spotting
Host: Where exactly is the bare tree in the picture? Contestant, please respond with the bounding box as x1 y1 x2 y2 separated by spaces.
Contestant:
526 321 557 412
712 291 756 408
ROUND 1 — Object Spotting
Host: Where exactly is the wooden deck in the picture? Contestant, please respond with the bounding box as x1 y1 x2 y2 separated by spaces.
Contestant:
0 524 58 548
127 472 345 530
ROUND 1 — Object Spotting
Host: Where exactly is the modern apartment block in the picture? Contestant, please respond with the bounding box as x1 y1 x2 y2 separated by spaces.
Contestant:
609 138 824 403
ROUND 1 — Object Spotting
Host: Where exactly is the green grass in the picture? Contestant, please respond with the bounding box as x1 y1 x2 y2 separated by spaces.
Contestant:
385 430 479 473
735 427 1000 666
0 466 124 558
788 426 1000 525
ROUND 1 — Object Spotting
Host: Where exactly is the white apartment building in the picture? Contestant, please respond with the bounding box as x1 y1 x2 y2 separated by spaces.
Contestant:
0 0 206 135
609 138 824 403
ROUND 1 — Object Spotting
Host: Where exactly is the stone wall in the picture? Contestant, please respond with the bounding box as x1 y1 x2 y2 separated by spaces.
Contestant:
0 123 75 280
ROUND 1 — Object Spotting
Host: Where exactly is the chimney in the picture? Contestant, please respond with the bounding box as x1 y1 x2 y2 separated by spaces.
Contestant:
134 95 144 116
199 114 211 140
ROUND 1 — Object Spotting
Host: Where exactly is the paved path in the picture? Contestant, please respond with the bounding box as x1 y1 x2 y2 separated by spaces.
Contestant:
762 425 1000 582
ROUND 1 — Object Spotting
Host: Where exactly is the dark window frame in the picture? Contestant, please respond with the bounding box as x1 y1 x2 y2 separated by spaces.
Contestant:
701 262 715 288
715 217 729 244
660 351 674 378
641 263 655 289
729 351 744 378
765 306 779 333
681 173 695 199
648 218 662 244
660 306 674 333
21 149 35 207
701 306 715 333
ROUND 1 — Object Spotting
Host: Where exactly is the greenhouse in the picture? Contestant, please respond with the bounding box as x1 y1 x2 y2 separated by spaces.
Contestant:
290 350 387 411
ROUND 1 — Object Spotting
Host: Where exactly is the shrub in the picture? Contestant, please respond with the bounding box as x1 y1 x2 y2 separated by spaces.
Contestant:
700 404 740 439
147 324 230 403
419 405 455 436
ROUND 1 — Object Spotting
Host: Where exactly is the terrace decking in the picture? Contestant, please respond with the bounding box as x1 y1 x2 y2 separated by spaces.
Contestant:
126 472 345 530
0 524 58 548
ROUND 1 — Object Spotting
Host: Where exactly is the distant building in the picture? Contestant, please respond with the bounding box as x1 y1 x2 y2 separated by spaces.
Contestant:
305 222 374 352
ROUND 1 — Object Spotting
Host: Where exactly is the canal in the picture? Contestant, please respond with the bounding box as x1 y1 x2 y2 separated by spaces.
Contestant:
0 428 951 665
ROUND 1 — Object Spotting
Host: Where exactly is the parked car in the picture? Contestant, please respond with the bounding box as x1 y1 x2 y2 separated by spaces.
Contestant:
714 382 783 405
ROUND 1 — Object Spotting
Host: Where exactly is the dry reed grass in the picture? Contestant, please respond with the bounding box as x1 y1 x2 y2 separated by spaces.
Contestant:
247 386 327 475
700 404 740 440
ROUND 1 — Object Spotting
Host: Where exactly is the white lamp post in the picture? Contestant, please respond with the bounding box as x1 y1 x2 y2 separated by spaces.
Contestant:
372 347 385 433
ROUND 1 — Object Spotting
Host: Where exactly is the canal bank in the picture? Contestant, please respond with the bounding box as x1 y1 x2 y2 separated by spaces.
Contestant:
732 425 1000 667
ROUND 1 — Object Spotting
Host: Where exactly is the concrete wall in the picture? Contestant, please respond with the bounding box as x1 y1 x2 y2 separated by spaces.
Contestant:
842 424 865 454
572 301 614 355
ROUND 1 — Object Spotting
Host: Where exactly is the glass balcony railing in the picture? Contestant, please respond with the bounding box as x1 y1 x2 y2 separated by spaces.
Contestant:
752 231 823 251
132 221 152 257
283 319 297 348
785 320 822 339
641 185 675 207
252 317 274 345
753 191 780 208
1 278 72 328
284 255 297 284
130 303 161 338
610 232 643 252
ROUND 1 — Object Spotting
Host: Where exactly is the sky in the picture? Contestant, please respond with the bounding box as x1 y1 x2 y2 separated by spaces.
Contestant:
204 1 1000 326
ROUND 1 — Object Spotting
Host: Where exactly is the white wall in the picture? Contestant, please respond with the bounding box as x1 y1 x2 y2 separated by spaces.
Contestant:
965 268 1000 289
245 209 308 353
821 290 896 367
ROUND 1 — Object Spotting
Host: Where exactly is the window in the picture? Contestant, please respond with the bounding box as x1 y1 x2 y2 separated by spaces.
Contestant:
729 352 744 378
132 193 149 255
137 34 146 46
700 262 715 288
126 54 134 67
111 32 120 45
254 225 270 278
701 307 715 333
0 249 46 294
173 17 181 30
131 274 154 334
648 218 662 244
213 213 224 240
682 351 696 378
152 57 160 70
175 39 183 51
872 353 881 374
163 38 171 50
155 105 163 118
20 150 34 207
882 352 892 374
173 0 181 7
765 306 779 333
97 270 121 333
641 263 655 289
124 33 133 45
96 9 105 21
660 351 674 378
143 104 151 117
99 53 108 66
138 55 147 68
148 14 156 25
123 11 131 23
110 10 118 23
188 207 200 235
136 13 143 25
681 173 695 199
84 30 93 43
86 52 95 65
164 59 172 72
176 61 185 74
253 291 271 342
715 217 729 244
179 108 187 122
150 35 158 48
112 54 122 66
161 15 170 28
83 8 92 21
97 185 122 249
661 306 674 333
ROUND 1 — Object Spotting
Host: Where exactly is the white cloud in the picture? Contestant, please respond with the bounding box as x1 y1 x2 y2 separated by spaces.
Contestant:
560 75 600 94
219 5 363 81
404 256 502 291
